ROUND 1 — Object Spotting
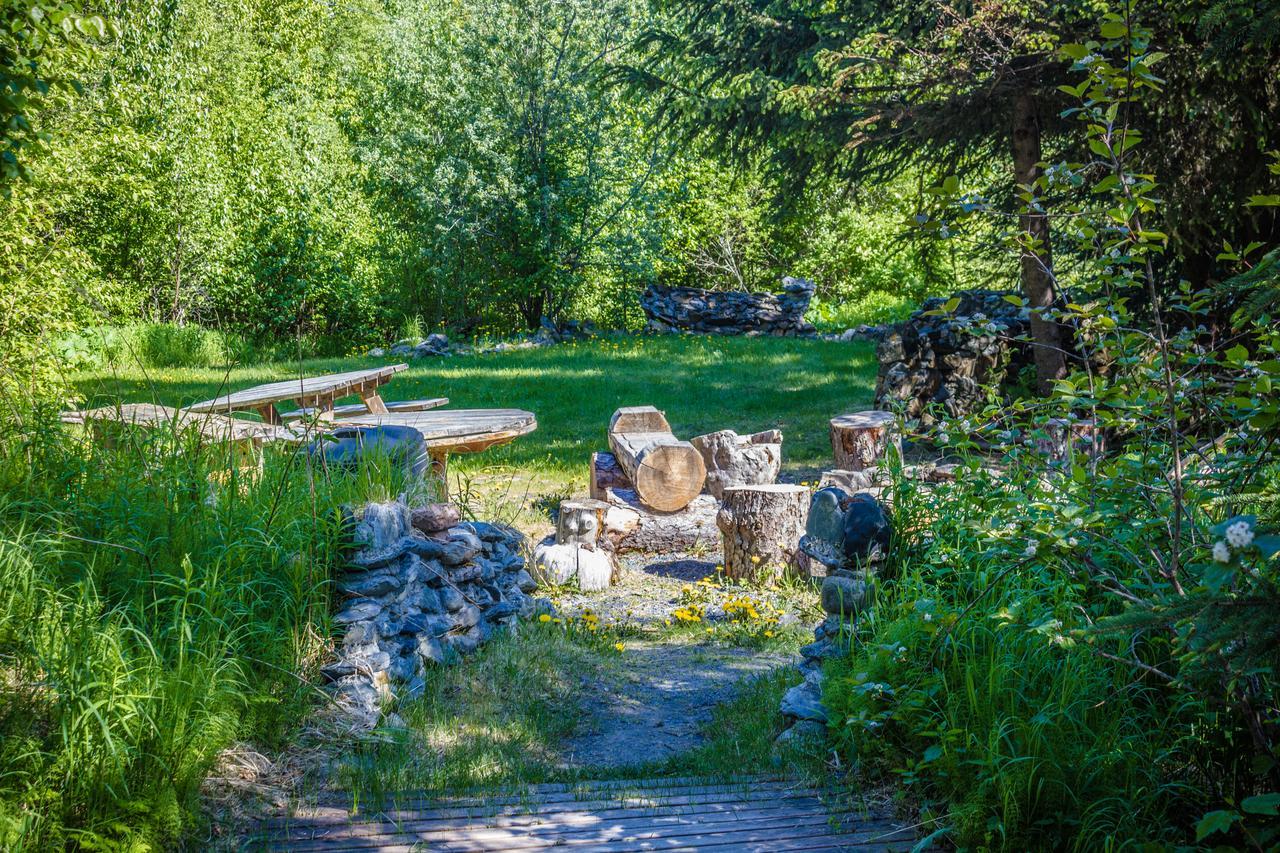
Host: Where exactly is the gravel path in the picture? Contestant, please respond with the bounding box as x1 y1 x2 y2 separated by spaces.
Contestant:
558 638 789 769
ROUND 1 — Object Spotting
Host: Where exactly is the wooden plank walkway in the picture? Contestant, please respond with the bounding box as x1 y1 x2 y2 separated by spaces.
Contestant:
254 777 918 851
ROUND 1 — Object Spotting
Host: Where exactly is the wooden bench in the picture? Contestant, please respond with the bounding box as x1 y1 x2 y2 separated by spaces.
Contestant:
279 397 449 422
60 403 300 474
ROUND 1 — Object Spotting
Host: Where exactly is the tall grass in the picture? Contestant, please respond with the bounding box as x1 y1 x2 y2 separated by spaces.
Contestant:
0 406 406 848
823 459 1244 850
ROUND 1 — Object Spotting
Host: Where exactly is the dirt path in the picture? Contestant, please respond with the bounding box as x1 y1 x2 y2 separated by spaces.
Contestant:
559 637 789 768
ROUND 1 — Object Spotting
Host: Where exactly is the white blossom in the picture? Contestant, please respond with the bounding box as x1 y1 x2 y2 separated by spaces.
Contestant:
938 432 950 444
1212 540 1231 564
1225 520 1255 549
923 612 933 622
1024 541 1038 557
1067 537 1079 547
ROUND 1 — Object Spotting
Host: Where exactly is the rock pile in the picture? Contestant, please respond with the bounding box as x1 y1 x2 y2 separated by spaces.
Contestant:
641 277 816 337
874 289 1032 422
777 573 873 742
367 317 606 359
326 501 542 722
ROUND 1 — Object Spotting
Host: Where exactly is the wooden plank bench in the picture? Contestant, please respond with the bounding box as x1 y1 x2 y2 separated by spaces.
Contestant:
60 403 300 474
279 397 449 422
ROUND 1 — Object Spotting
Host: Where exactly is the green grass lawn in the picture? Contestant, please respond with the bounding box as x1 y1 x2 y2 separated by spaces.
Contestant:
73 334 877 534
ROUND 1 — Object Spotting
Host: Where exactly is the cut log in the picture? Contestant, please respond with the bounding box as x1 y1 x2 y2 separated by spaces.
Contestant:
689 429 782 499
600 488 719 553
716 484 809 581
556 498 611 547
830 410 900 471
607 406 706 512
589 451 631 500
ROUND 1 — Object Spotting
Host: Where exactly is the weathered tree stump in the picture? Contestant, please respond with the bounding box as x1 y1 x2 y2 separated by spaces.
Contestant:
716 484 808 581
589 451 631 500
690 428 782 499
608 406 706 512
829 410 900 471
556 498 611 546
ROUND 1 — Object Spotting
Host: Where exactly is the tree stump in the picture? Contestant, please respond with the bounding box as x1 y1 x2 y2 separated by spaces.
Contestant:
716 484 808 581
599 488 720 553
589 451 631 500
830 410 900 471
556 498 611 547
608 406 706 512
690 428 782 499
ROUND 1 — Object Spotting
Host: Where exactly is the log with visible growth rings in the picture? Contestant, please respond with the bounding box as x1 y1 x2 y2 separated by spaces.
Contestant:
607 406 707 512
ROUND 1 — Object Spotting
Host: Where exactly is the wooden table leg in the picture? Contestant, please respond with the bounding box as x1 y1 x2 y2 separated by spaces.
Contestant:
361 390 389 414
429 449 449 497
256 404 283 425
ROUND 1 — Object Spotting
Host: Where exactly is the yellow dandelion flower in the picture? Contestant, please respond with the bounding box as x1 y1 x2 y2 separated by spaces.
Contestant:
614 642 625 652
750 555 761 564
539 614 551 623
764 630 775 638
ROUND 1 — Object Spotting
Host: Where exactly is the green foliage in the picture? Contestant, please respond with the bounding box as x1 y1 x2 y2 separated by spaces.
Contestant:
0 405 409 847
820 12 1280 848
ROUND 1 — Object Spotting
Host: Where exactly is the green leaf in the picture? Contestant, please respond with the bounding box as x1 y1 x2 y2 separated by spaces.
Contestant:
1226 344 1250 364
1242 793 1280 815
1253 536 1280 560
922 745 943 763
1195 810 1239 841
1099 21 1128 39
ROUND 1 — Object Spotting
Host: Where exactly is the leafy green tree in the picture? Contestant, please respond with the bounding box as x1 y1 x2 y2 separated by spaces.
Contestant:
632 0 1280 391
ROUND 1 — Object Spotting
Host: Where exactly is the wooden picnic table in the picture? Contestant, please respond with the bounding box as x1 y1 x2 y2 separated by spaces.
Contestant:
336 408 538 478
185 364 409 425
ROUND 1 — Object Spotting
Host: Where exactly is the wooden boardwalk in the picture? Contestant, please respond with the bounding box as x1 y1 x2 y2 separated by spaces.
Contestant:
255 777 918 851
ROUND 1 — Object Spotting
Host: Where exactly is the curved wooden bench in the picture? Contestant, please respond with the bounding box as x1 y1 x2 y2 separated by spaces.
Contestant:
333 408 537 482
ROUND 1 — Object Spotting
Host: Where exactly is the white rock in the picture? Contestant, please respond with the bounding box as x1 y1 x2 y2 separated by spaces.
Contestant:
533 541 615 591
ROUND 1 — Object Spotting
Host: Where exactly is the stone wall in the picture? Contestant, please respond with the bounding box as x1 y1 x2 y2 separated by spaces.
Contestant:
326 501 543 723
874 289 1032 422
641 277 816 336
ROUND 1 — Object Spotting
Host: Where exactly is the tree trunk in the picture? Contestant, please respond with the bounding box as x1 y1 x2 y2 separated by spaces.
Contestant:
829 410 899 471
600 488 720 553
1012 91 1068 395
589 451 631 500
607 406 706 512
716 484 808 581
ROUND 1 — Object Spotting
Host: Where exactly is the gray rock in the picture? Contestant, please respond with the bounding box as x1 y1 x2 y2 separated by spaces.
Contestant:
439 531 482 566
368 347 387 357
641 277 816 336
483 600 517 621
338 570 403 598
512 569 537 594
447 625 484 655
401 612 454 637
417 634 447 665
439 585 465 612
455 603 481 629
388 652 420 681
777 719 827 744
413 586 443 613
780 673 828 723
821 573 873 618
334 599 383 625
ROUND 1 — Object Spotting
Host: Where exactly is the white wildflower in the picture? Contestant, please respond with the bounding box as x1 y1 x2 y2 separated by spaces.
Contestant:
1212 540 1231 564
1024 541 1038 558
1067 537 1079 547
938 432 950 444
1225 520 1254 549
923 612 933 622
